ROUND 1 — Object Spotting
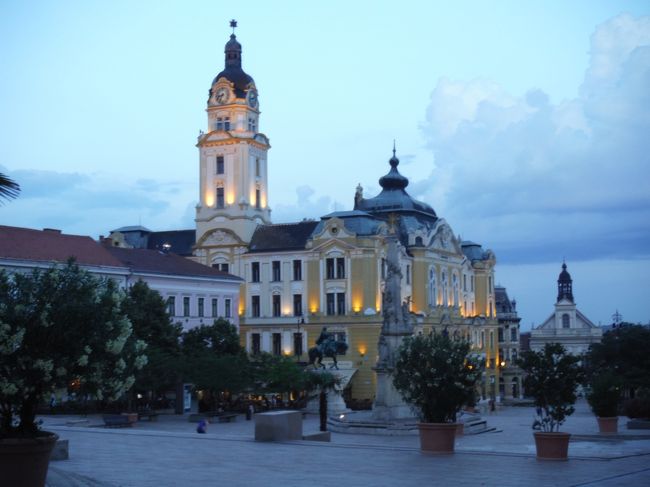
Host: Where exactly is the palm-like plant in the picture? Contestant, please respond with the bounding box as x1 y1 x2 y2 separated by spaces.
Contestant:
0 173 20 202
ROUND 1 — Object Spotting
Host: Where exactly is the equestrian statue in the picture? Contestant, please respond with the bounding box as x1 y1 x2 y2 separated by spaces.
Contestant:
308 326 348 370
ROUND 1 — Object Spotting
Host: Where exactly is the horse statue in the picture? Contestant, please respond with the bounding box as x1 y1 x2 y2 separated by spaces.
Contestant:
308 340 349 370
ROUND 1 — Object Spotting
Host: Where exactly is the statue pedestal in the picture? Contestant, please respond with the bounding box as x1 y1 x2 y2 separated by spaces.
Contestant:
371 368 413 420
306 362 357 415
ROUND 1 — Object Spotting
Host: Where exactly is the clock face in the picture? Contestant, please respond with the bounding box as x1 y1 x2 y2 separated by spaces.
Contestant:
247 89 258 108
215 87 229 105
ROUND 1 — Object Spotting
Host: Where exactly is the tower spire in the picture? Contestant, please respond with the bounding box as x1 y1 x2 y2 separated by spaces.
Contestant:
230 19 237 34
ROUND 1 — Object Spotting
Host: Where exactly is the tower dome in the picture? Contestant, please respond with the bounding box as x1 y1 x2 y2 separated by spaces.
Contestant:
354 146 436 219
211 20 255 99
557 262 574 302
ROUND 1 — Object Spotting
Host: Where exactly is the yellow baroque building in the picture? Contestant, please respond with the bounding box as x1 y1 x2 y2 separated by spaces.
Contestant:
191 24 502 402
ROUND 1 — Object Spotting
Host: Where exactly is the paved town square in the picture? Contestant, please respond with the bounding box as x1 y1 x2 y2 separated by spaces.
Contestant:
45 400 650 487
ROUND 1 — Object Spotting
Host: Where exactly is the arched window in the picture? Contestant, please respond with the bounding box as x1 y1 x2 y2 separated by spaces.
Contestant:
562 313 570 328
428 268 437 306
441 270 448 307
452 273 459 307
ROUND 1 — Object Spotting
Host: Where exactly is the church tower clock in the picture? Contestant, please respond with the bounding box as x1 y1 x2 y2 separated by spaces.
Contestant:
195 20 271 269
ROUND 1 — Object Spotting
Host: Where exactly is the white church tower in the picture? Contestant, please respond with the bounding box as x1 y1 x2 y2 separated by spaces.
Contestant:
195 20 271 270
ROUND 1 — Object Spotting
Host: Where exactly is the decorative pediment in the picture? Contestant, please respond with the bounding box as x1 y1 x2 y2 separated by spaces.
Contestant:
197 228 245 247
429 221 462 254
311 217 355 241
310 238 357 254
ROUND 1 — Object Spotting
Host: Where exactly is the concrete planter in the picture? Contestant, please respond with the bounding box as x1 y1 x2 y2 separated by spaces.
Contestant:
597 416 618 434
534 431 570 460
0 432 58 487
417 423 457 454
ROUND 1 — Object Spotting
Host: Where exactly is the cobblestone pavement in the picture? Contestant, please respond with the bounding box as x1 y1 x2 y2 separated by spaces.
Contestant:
44 400 650 487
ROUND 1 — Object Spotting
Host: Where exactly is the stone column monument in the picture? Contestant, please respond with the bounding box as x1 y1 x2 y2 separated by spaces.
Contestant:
371 229 414 420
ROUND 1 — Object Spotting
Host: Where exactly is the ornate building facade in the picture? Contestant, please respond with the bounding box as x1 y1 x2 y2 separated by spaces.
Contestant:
189 25 502 401
495 286 522 399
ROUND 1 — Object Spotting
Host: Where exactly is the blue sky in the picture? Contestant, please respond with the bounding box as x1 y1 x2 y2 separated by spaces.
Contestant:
1 0 649 328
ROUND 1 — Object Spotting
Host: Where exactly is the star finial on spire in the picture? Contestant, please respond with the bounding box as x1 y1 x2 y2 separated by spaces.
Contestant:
230 19 237 34
393 139 396 157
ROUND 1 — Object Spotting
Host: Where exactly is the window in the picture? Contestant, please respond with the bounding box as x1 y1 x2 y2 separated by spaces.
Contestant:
326 293 336 315
498 328 504 342
293 294 302 317
216 156 224 174
381 258 386 279
272 260 281 281
336 293 345 315
510 328 517 342
489 276 493 294
272 333 282 356
183 297 190 317
216 187 224 208
471 275 475 292
453 273 459 306
225 299 231 318
336 258 345 279
255 188 261 209
272 295 281 317
166 296 175 316
326 258 335 279
292 260 302 281
463 274 467 292
220 263 229 273
512 349 518 362
251 262 260 282
490 331 494 347
334 331 347 355
224 116 230 131
441 271 448 306
562 314 570 328
255 158 260 177
251 296 260 318
293 333 303 356
249 118 257 132
216 117 223 130
406 265 410 285
428 268 437 306
211 298 218 317
198 298 204 317
252 333 261 355
489 301 493 317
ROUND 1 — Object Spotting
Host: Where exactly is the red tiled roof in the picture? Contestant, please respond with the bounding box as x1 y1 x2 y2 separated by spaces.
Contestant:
0 225 125 268
105 246 242 281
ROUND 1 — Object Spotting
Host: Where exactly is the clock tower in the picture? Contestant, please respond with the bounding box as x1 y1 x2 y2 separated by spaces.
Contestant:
195 20 271 269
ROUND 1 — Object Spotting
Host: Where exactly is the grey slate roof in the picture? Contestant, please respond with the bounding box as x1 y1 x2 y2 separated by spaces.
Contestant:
105 246 241 281
248 221 320 253
145 230 196 256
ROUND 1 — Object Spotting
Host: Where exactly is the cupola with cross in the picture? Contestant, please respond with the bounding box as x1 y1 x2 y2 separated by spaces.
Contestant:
196 20 271 254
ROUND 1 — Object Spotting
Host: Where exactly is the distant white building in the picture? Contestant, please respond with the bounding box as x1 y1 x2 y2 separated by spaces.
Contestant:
0 225 242 332
530 262 602 355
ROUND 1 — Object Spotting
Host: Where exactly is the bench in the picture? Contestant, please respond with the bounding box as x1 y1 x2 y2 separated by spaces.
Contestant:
102 414 133 428
215 413 238 423
138 411 159 421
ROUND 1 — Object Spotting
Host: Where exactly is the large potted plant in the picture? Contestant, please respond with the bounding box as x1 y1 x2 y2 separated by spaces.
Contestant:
392 332 483 454
0 263 147 487
518 343 583 460
586 372 621 433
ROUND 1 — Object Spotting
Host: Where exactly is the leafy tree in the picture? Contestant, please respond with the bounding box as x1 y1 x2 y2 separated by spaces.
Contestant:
0 173 19 203
518 343 583 432
586 325 650 392
392 333 484 423
0 262 146 437
122 281 182 396
181 319 250 410
305 371 341 431
182 318 242 356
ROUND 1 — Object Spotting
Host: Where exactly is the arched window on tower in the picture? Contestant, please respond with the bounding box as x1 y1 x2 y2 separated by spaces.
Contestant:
428 268 437 307
562 313 570 329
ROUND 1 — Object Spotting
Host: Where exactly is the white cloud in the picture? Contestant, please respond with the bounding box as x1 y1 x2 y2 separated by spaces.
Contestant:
419 14 650 263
